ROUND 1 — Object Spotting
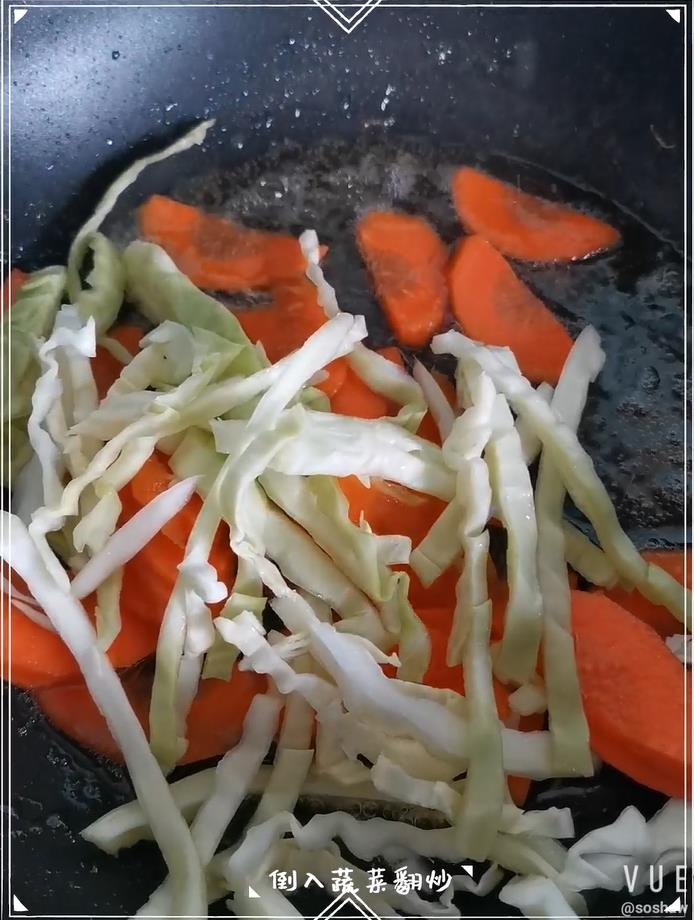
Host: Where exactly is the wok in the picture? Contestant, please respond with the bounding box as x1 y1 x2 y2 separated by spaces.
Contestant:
7 3 687 917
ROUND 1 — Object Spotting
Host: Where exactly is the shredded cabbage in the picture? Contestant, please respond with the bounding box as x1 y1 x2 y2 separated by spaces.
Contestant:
72 232 125 335
412 359 456 440
432 330 689 625
371 755 460 820
486 392 543 684
410 500 461 587
261 471 409 603
562 521 619 588
3 265 65 485
67 119 214 303
136 693 282 917
516 380 554 466
301 228 427 431
508 682 547 717
499 876 579 919
3 514 205 917
381 570 430 680
557 800 690 895
70 475 199 599
536 327 605 776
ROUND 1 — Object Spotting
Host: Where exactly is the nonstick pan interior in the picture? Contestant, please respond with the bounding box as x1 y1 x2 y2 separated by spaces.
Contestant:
6 4 687 916
9 132 686 917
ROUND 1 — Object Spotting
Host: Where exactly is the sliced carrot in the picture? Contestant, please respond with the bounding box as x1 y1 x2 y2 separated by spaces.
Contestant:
34 671 151 762
91 324 144 400
3 267 28 313
416 412 441 445
120 453 237 614
236 278 347 397
603 550 690 638
35 668 266 766
109 324 146 354
4 603 82 689
405 565 459 609
139 195 314 292
328 344 406 418
339 476 446 548
451 167 621 263
448 235 572 385
4 573 160 690
330 370 395 419
401 607 509 719
357 211 448 349
183 672 267 764
571 590 689 799
376 345 405 369
87 580 161 670
125 450 201 549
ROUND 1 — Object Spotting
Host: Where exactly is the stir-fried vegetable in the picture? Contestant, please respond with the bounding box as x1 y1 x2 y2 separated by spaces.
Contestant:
4 121 688 920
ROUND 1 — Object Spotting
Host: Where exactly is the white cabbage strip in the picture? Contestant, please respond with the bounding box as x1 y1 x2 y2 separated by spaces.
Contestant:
435 360 504 860
3 515 205 918
70 475 199 598
301 228 427 431
431 330 689 626
136 693 282 917
536 326 605 776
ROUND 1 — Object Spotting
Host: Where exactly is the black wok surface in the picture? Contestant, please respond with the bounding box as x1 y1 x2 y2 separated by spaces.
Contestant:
6 3 688 918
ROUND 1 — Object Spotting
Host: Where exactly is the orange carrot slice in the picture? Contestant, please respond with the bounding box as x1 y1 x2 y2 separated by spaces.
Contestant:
34 672 151 762
376 345 405 369
339 476 446 548
91 324 144 400
139 195 313 292
87 582 161 670
405 607 510 719
4 603 82 689
236 278 347 397
356 211 448 348
328 344 405 418
35 668 266 766
3 267 28 313
603 550 690 638
448 235 573 385
4 574 160 690
183 672 267 764
571 590 688 799
451 167 621 263
120 453 237 614
125 450 201 549
405 565 459 610
330 371 396 420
